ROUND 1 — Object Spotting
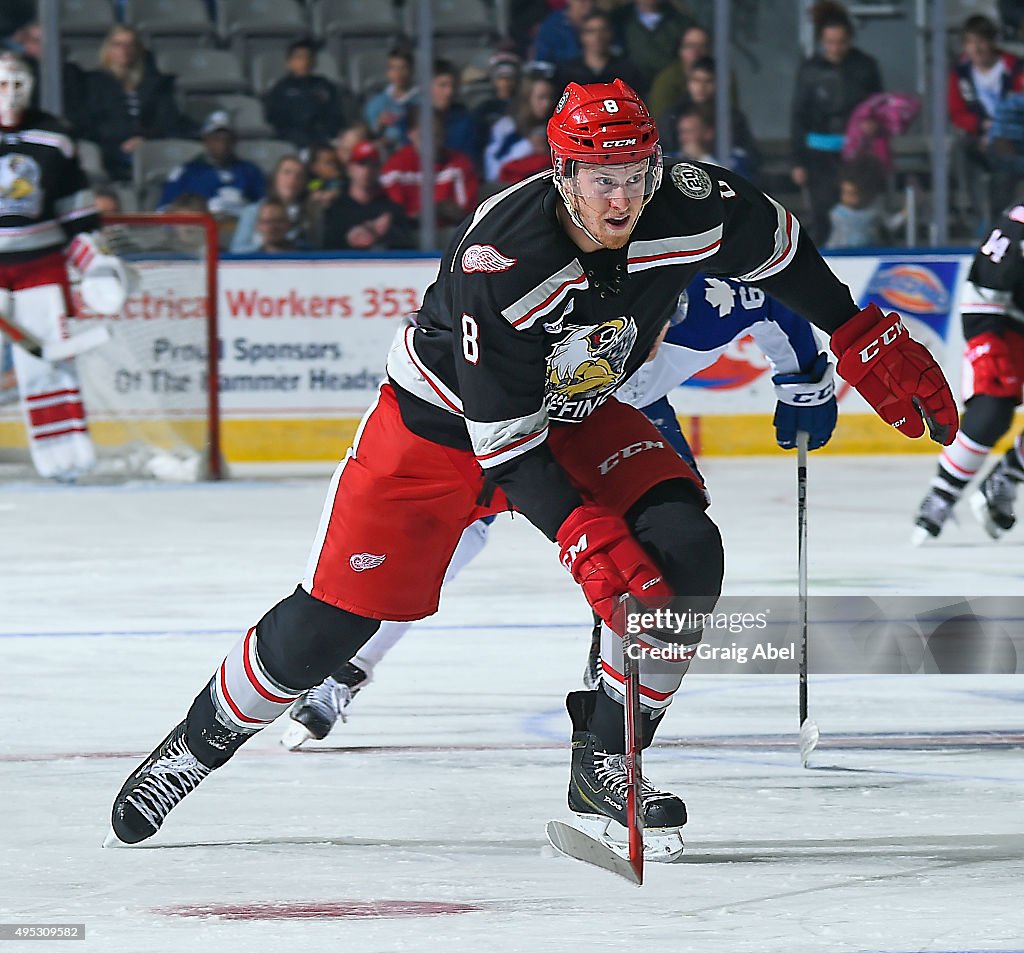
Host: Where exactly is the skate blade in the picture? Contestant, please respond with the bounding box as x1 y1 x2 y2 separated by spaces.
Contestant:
969 492 1007 539
545 820 641 884
800 717 820 767
102 827 126 848
571 812 685 863
910 524 935 547
280 719 315 750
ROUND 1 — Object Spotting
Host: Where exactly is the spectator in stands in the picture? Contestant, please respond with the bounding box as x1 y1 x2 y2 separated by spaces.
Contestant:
471 51 522 155
93 187 122 216
827 159 904 248
381 105 478 232
660 57 760 178
333 121 373 174
253 198 308 253
263 39 343 150
673 105 755 180
612 0 694 95
990 89 1024 182
534 0 595 68
555 12 645 96
949 14 1024 227
322 141 415 251
364 48 417 147
76 25 195 182
497 125 552 184
231 155 313 253
428 59 478 162
484 75 557 181
159 111 264 243
790 1 883 245
647 25 710 119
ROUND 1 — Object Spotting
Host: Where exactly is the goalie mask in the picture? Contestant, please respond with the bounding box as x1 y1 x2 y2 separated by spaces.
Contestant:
0 53 33 128
547 79 662 247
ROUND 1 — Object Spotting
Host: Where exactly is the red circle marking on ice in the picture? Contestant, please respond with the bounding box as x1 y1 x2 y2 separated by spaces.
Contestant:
159 900 483 920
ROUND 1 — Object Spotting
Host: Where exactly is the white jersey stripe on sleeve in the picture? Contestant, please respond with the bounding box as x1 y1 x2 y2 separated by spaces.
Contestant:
626 227 723 273
385 324 464 414
737 198 799 282
467 406 549 468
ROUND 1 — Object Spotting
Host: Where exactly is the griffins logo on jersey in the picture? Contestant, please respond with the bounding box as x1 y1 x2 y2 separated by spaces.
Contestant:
670 163 713 200
461 244 517 274
545 317 638 420
0 153 42 218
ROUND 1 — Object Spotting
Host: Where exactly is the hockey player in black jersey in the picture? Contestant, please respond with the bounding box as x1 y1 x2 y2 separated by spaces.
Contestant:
914 206 1024 543
0 53 131 480
109 80 957 859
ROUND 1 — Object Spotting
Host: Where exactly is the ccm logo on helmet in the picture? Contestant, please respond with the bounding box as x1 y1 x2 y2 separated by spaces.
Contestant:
602 138 637 147
858 319 904 363
598 439 665 475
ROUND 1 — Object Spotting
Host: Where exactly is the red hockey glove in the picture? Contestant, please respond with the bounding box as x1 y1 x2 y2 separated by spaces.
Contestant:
556 504 673 634
830 303 958 445
965 332 1020 398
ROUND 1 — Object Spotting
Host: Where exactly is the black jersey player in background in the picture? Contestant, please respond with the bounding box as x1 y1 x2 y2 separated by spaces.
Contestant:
109 80 957 860
914 205 1024 543
0 52 131 480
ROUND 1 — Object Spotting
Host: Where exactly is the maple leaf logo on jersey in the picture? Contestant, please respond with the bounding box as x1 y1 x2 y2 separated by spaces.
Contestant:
349 552 386 572
461 244 517 274
703 278 736 317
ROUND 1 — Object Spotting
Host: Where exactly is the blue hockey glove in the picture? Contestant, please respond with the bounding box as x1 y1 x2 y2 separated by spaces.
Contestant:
772 352 837 450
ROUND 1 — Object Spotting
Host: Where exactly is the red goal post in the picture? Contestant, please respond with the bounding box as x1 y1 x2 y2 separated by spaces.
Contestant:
79 211 223 479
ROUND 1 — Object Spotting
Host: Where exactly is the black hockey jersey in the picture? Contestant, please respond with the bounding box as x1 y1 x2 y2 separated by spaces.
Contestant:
386 159 858 537
961 205 1024 338
0 109 100 263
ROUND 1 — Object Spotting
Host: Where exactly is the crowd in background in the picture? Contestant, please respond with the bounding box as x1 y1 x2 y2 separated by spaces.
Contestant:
5 0 1024 252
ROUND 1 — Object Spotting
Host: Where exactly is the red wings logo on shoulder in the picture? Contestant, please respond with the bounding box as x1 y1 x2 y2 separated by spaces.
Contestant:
461 244 517 274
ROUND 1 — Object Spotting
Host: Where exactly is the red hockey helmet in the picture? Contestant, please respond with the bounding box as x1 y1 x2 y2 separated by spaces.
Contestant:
547 79 662 243
547 79 659 166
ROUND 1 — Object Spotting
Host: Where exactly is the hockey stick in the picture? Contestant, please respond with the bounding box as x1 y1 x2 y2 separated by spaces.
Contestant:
797 431 820 767
0 313 110 362
621 598 645 883
545 598 645 885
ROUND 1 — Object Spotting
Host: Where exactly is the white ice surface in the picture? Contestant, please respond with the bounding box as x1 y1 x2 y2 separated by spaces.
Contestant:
1 455 1023 952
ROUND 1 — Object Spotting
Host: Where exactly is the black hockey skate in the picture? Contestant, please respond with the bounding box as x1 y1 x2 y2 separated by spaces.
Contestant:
565 691 685 862
912 486 957 545
970 462 1020 538
106 720 211 846
281 662 367 750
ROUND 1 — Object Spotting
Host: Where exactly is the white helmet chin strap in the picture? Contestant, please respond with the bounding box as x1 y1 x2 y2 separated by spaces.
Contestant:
0 54 34 128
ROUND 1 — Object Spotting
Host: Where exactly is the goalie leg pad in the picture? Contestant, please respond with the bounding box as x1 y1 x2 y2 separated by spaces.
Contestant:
11 283 95 480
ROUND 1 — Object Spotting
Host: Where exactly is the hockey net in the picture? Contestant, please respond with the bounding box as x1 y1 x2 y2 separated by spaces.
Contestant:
0 213 222 481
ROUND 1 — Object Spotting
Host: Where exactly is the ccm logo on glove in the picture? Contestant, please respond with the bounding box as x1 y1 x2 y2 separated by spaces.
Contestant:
858 318 904 363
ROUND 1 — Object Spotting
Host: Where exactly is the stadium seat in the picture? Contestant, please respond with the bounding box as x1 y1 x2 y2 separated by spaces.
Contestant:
59 0 115 43
217 0 309 70
314 0 402 46
125 0 216 48
155 48 250 96
183 95 273 139
408 0 495 41
132 137 202 208
347 47 391 95
235 139 297 174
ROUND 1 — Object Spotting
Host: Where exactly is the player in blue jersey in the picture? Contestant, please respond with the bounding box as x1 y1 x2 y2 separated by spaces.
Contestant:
281 273 837 748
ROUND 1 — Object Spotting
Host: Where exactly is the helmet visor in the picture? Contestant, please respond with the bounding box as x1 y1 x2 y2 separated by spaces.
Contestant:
562 155 660 204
